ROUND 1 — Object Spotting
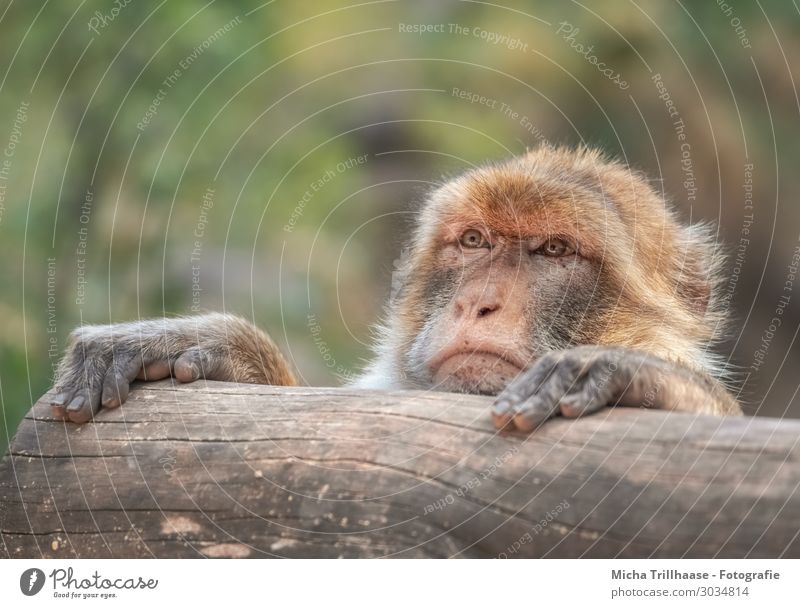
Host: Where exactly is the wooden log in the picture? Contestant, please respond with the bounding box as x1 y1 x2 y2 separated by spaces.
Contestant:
1 380 799 558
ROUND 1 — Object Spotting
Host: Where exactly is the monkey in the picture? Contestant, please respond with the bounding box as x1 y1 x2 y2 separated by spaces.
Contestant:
50 145 741 431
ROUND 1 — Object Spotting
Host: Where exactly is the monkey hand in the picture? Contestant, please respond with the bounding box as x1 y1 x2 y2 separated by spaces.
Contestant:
491 346 739 432
50 314 296 423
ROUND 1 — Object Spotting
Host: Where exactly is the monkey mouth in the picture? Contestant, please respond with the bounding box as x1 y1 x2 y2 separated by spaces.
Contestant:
427 347 527 394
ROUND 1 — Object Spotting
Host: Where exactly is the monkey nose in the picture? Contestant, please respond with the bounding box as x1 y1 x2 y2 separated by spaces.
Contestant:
453 286 503 319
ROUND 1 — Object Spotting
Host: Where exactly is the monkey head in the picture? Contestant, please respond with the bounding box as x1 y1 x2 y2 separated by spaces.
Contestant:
357 145 725 394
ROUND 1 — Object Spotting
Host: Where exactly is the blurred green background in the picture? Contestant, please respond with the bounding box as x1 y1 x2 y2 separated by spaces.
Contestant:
2 1 800 451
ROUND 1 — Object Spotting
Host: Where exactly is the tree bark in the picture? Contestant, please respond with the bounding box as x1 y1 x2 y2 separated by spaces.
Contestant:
1 380 799 558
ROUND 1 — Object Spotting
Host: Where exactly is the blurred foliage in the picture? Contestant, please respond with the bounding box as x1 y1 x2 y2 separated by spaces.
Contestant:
2 0 800 450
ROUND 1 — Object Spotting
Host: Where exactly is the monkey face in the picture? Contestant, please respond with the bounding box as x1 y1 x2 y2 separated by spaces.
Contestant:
405 227 600 394
394 157 612 395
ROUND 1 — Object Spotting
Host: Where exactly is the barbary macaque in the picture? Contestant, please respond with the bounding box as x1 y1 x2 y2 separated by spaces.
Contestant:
51 146 741 430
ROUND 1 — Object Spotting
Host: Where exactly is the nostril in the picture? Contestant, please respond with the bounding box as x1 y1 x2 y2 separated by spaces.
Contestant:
477 306 496 318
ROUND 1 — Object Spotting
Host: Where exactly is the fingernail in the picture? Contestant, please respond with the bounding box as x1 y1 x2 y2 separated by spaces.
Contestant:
67 395 85 411
52 393 67 406
492 412 514 430
512 414 537 433
102 391 124 408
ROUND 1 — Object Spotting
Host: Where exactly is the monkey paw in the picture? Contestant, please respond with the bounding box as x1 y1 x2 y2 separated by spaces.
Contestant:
50 323 226 424
491 346 634 432
49 328 140 424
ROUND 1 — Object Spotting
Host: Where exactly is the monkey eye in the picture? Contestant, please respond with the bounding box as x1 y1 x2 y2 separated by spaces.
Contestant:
459 229 489 249
535 237 575 257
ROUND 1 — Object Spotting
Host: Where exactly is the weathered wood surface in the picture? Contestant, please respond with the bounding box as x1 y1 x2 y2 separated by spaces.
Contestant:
1 380 799 558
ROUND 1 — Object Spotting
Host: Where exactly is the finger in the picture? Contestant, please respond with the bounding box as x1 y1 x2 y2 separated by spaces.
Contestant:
492 409 515 430
174 347 228 383
66 385 102 424
174 348 206 383
492 357 560 419
101 353 143 409
50 389 74 420
137 359 172 381
510 392 561 432
559 395 605 419
508 365 577 431
559 377 612 419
